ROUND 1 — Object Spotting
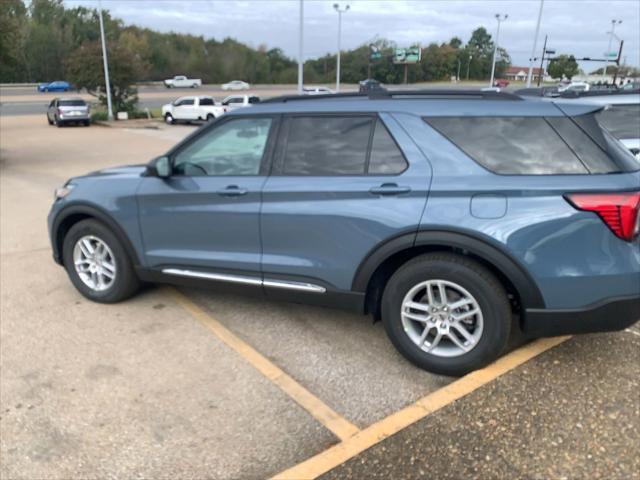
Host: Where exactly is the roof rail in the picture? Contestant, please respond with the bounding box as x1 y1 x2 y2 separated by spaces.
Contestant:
261 89 522 104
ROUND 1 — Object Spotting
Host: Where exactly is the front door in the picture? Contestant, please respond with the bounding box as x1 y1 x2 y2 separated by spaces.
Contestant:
137 116 276 276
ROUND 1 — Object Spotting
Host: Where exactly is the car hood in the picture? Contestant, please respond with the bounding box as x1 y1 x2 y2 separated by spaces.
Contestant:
82 164 147 179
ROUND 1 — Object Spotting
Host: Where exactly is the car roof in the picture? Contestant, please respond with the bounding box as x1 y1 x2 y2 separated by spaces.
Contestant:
230 90 603 117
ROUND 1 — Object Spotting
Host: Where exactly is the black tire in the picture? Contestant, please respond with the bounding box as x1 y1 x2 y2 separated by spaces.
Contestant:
381 253 511 376
206 113 214 121
84 120 91 127
62 219 140 303
164 113 174 125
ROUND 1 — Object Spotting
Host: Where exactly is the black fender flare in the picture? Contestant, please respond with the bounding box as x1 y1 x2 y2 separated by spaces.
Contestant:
51 203 141 267
351 228 545 309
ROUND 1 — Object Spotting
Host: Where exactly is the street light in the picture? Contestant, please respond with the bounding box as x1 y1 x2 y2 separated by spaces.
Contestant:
466 54 473 80
333 3 350 92
489 13 508 87
602 19 622 82
297 0 304 95
98 0 113 121
526 0 544 88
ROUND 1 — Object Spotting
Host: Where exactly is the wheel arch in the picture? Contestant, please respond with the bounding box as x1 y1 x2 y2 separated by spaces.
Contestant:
352 228 545 321
52 204 141 267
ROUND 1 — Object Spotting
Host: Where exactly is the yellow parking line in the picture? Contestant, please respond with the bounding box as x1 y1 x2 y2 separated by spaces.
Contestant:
271 335 571 480
169 287 360 442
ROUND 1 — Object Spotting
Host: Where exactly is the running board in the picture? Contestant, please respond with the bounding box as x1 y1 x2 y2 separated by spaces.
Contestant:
162 268 326 293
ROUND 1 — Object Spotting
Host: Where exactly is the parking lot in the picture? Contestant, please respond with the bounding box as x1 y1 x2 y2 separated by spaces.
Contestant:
1 112 639 479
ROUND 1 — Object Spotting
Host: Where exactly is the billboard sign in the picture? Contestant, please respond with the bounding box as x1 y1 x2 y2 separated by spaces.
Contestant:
394 47 421 64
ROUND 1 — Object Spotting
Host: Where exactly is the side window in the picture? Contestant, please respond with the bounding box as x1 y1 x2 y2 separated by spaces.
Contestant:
249 96 260 104
369 121 408 174
49 100 56 108
199 97 214 106
282 116 373 175
181 98 195 106
425 116 588 175
173 117 272 176
596 104 640 140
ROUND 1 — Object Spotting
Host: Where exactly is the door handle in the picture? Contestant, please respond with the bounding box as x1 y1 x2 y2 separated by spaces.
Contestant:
217 185 248 196
369 183 411 196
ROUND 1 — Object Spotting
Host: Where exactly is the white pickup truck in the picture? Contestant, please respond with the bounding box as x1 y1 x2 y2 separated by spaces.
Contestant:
163 75 202 88
221 94 261 111
162 96 226 124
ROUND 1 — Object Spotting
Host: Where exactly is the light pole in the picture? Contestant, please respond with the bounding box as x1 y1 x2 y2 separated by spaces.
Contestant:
466 54 473 80
489 13 508 87
297 0 304 95
526 0 544 88
603 19 622 82
333 3 349 92
98 0 113 121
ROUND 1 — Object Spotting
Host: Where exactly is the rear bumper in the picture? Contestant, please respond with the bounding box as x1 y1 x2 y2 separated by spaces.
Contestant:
524 295 640 336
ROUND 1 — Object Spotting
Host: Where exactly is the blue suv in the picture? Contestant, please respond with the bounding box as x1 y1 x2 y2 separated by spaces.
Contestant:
48 90 640 375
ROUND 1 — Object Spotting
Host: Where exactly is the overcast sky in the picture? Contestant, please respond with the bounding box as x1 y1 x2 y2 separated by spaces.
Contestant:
64 0 640 69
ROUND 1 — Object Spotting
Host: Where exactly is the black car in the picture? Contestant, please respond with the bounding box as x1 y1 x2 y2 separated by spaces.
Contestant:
358 79 385 93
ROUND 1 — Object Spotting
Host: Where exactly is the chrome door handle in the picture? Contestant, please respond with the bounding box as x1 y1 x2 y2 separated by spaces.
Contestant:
217 185 248 196
369 183 411 196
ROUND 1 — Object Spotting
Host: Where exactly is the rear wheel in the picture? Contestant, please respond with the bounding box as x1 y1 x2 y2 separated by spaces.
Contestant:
62 219 140 303
83 120 90 127
206 113 214 121
381 253 511 376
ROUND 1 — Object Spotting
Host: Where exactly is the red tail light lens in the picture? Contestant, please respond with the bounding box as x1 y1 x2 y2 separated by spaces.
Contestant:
566 192 640 241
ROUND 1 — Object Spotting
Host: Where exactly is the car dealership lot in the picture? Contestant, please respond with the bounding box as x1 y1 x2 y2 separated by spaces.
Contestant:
1 115 639 479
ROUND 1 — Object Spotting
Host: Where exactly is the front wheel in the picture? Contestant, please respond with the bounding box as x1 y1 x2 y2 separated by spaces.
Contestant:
62 219 140 303
381 253 511 376
164 113 175 125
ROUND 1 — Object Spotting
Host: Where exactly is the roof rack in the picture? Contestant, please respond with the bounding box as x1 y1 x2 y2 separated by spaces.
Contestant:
261 89 522 104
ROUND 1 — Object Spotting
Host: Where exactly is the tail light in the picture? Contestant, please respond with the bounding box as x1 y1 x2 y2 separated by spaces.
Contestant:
565 192 640 242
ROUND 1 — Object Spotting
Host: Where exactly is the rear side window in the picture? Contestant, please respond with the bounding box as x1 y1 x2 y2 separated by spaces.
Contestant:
425 117 587 174
596 104 640 140
426 115 639 174
282 116 373 175
199 97 214 106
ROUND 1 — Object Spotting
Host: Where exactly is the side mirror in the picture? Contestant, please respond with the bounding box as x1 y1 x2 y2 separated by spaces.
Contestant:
145 156 172 178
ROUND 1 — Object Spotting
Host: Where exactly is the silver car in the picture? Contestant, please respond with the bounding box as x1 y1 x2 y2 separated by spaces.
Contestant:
47 98 90 127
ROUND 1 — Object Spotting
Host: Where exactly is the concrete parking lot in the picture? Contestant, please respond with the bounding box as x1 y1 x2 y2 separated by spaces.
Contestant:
1 113 639 479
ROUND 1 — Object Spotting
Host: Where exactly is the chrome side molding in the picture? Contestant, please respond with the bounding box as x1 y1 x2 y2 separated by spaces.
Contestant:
162 268 326 293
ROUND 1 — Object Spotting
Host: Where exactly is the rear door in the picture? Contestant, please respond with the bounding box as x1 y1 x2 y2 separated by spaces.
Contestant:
260 113 431 293
173 97 197 120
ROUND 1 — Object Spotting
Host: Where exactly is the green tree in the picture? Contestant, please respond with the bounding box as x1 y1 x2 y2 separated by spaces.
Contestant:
0 0 28 82
547 54 579 80
66 40 148 113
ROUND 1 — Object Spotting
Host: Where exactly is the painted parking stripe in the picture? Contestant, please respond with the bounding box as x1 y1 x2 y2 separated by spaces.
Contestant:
169 287 360 442
271 335 571 480
625 328 640 338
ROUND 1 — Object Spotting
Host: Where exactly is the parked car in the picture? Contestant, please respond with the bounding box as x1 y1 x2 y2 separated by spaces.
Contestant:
358 79 385 93
164 75 202 88
221 95 260 111
493 79 509 88
162 96 226 124
46 97 90 127
222 80 250 91
48 89 640 376
557 81 590 93
38 81 72 92
302 86 334 95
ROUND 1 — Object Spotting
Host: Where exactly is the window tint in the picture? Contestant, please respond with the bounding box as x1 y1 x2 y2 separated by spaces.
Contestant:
199 97 214 106
178 98 194 106
173 118 272 176
282 116 373 175
596 104 640 140
249 96 260 104
59 100 86 107
425 117 588 175
369 121 408 174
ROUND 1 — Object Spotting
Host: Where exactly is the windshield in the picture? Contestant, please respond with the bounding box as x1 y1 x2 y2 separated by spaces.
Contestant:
59 100 86 107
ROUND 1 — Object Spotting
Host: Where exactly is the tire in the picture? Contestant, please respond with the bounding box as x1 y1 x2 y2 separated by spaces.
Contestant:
164 113 174 125
84 120 90 127
62 219 140 303
381 253 511 376
206 113 214 121
47 115 53 125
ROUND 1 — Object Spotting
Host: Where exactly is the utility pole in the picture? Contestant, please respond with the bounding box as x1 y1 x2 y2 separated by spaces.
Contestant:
489 14 508 87
98 0 113 121
603 19 622 83
297 0 304 95
333 3 349 92
537 34 547 87
466 54 473 80
457 59 461 82
526 0 544 87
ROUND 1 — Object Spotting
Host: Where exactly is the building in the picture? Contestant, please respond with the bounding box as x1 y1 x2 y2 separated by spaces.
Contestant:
504 66 545 82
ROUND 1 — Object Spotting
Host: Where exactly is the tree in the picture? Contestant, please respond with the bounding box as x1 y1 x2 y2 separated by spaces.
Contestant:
0 0 28 82
66 40 148 113
547 54 579 80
